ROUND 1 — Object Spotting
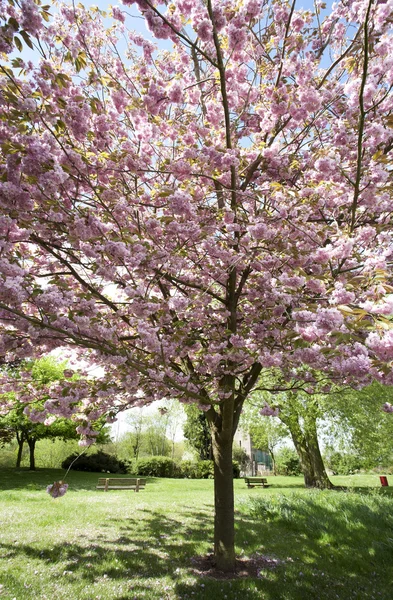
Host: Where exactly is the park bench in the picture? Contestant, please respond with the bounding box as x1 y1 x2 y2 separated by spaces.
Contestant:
244 477 270 489
96 477 146 492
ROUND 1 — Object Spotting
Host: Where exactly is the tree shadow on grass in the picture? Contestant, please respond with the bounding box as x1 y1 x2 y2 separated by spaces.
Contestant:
2 476 393 599
235 490 393 599
0 492 393 600
0 509 213 586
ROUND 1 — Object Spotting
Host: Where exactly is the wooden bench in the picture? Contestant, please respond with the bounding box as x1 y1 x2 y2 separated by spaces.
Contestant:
244 477 270 489
96 478 146 492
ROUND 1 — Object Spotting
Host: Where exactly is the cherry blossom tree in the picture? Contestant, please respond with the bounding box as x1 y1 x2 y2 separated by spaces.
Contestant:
1 0 393 570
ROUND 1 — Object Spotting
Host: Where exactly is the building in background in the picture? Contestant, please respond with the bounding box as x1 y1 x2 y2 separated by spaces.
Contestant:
234 430 272 475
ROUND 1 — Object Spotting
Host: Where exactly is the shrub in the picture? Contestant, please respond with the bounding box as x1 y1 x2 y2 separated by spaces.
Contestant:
232 460 240 478
179 459 240 479
134 456 181 477
131 457 241 478
232 443 250 472
178 459 199 478
325 451 363 475
275 447 301 476
61 451 128 473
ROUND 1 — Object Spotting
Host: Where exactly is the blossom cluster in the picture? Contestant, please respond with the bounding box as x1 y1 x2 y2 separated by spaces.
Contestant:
0 0 393 435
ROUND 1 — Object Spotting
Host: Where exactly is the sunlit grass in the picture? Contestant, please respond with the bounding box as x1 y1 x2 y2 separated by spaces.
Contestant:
0 469 392 599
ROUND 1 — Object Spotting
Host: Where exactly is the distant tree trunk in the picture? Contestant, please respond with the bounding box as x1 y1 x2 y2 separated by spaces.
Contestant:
304 418 333 489
27 437 36 470
292 432 319 487
269 446 277 475
282 413 333 489
15 431 25 468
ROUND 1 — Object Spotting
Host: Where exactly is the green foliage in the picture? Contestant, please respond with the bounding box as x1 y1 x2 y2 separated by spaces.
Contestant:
130 457 240 479
275 447 302 476
179 460 239 479
183 404 212 460
0 356 109 469
143 423 171 456
115 404 184 461
61 451 128 474
232 460 240 478
29 355 68 383
31 439 82 469
133 456 181 477
324 450 364 475
324 383 393 470
0 440 20 467
232 442 250 472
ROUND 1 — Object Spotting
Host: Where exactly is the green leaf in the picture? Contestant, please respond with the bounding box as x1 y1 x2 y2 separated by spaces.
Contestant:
20 30 34 49
11 57 24 69
14 36 22 52
8 17 19 31
41 10 52 22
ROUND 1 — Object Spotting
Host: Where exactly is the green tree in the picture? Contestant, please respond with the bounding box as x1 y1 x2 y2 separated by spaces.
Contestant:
183 404 212 461
232 442 250 473
0 357 107 470
323 383 393 471
248 418 289 476
158 400 185 459
247 382 334 488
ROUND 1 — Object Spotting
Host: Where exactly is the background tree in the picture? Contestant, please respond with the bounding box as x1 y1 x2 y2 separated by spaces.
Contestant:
1 0 393 570
0 356 109 469
232 441 250 474
158 400 185 460
116 402 184 460
241 403 290 475
323 383 393 471
121 409 146 460
183 404 212 461
245 374 335 487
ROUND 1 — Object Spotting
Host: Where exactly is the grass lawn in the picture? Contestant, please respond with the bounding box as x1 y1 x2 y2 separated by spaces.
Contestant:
0 469 392 599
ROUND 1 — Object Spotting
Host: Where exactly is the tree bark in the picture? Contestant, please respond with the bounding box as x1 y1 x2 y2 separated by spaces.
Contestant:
15 431 25 468
282 412 333 489
27 437 36 471
269 447 277 476
292 433 319 487
211 425 235 571
304 418 334 489
208 398 236 572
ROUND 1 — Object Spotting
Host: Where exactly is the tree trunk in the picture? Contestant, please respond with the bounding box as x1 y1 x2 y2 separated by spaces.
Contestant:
208 396 236 572
27 437 36 471
291 433 316 487
269 448 277 476
211 425 235 571
289 418 333 489
15 431 25 468
304 419 334 489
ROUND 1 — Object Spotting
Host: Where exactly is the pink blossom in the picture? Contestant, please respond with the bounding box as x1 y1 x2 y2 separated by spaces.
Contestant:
112 6 126 23
197 19 212 41
20 0 42 37
47 481 69 498
260 403 279 417
315 308 344 333
366 331 393 361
